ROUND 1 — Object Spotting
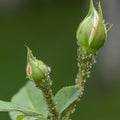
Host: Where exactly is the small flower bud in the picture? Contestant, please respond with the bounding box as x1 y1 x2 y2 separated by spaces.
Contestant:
26 47 50 83
76 0 107 52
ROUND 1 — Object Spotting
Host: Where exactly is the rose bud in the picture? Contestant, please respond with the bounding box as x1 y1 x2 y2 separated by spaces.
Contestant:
76 0 107 52
26 47 50 84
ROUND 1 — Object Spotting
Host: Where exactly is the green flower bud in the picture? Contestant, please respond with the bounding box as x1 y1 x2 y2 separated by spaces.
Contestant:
76 0 107 52
26 47 50 83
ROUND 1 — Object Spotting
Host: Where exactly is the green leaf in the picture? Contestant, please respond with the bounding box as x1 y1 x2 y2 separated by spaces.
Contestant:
9 81 49 120
17 115 26 120
55 85 81 114
16 115 43 120
10 112 43 120
0 100 42 116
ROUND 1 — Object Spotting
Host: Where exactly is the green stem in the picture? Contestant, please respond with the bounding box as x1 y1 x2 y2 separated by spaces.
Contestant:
61 102 76 120
62 47 97 120
76 47 97 86
36 76 59 120
61 109 71 120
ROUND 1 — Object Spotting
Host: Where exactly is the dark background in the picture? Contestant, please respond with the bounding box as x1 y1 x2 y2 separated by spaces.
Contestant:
0 0 120 119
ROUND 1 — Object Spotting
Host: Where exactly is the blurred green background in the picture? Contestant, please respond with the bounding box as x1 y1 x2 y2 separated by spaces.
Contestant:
0 0 120 119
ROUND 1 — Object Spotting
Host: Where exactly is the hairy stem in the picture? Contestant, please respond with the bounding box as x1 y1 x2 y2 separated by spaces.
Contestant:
36 76 59 120
76 47 97 86
62 47 97 120
61 102 76 120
